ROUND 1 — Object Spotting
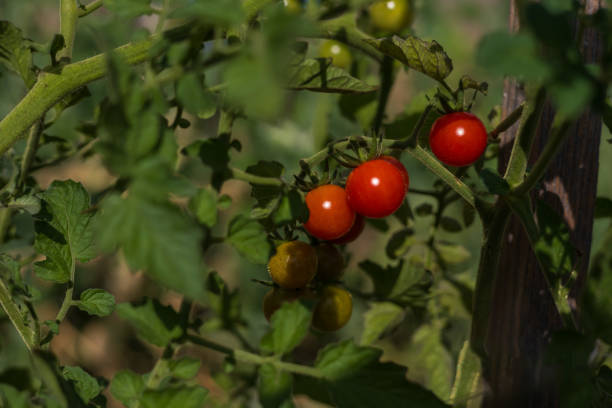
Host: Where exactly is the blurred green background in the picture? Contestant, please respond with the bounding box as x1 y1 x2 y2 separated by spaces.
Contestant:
0 1 610 407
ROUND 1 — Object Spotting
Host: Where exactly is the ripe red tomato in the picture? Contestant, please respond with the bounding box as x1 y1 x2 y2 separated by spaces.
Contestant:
304 185 356 240
380 155 410 190
345 159 407 218
330 214 365 244
429 112 488 167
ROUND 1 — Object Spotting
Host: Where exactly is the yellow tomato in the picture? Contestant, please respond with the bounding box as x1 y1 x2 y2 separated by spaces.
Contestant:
312 285 352 331
319 40 353 71
369 0 414 33
268 241 317 289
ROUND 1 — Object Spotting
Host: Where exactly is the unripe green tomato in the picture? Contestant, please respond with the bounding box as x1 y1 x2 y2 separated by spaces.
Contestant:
319 40 353 70
283 0 302 14
369 0 414 33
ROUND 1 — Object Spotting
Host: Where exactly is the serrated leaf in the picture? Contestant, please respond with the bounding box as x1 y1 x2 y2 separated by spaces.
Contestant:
459 75 488 95
34 180 96 283
140 386 209 408
62 366 103 404
0 21 36 88
227 215 271 264
360 302 404 345
111 370 145 407
99 192 206 300
258 364 293 408
385 228 415 259
176 73 217 118
246 160 285 209
261 301 311 356
434 242 470 264
7 195 40 214
189 188 218 227
365 35 453 81
287 58 377 93
315 340 381 381
116 298 183 347
273 190 308 225
77 289 115 317
360 260 425 303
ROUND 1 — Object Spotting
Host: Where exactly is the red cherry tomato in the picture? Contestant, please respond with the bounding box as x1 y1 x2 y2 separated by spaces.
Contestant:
304 185 356 240
429 112 488 167
380 155 410 190
330 214 365 244
345 159 407 218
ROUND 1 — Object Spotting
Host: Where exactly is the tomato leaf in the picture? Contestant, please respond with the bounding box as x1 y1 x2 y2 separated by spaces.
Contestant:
77 289 116 317
364 35 453 81
0 21 36 88
360 302 404 346
116 298 183 347
34 181 96 283
139 386 209 408
61 366 104 404
189 187 219 227
287 58 377 93
260 301 311 356
227 215 271 264
111 370 145 407
258 364 293 408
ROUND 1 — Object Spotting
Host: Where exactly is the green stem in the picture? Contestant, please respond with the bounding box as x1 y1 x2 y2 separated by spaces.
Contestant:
372 56 393 133
230 167 284 186
503 88 546 187
59 0 79 61
470 203 511 358
187 334 324 378
0 208 13 244
489 103 524 139
18 119 44 187
0 278 36 351
513 118 572 195
54 256 76 323
0 25 191 156
78 0 104 17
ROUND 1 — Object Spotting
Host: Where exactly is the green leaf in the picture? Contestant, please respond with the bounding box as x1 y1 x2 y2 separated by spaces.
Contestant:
189 188 219 227
434 242 470 265
440 217 462 233
315 340 381 381
140 386 209 408
227 215 271 264
0 21 36 88
105 0 154 18
549 75 594 118
449 341 481 408
287 58 377 93
176 73 217 118
273 190 308 225
77 289 116 317
359 260 426 303
168 358 201 380
34 180 96 283
476 31 550 80
258 364 293 408
260 301 311 356
247 160 285 210
339 92 378 130
99 191 206 301
206 272 242 325
385 228 416 259
7 195 41 214
0 385 29 408
415 202 434 216
110 370 145 407
62 366 104 404
462 201 476 227
360 302 404 345
116 298 183 347
459 75 488 95
365 35 453 81
187 134 237 190
479 168 510 195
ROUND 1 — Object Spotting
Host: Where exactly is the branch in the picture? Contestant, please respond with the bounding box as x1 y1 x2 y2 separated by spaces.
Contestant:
0 25 190 156
0 278 36 351
488 103 524 139
78 0 104 17
60 0 79 60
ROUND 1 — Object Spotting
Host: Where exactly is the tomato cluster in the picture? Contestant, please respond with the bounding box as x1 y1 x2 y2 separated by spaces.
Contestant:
265 241 352 331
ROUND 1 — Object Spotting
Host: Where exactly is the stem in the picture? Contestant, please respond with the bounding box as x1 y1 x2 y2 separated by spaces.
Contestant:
78 0 104 17
470 203 511 358
313 14 382 62
372 56 393 133
0 278 36 351
54 256 76 323
18 119 44 187
0 25 191 156
0 209 13 244
59 0 79 61
230 168 284 186
187 333 324 378
503 88 546 187
489 103 524 139
409 104 433 147
513 119 572 195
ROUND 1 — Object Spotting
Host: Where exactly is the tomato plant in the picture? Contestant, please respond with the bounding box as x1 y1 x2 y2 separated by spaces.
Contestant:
0 1 610 407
